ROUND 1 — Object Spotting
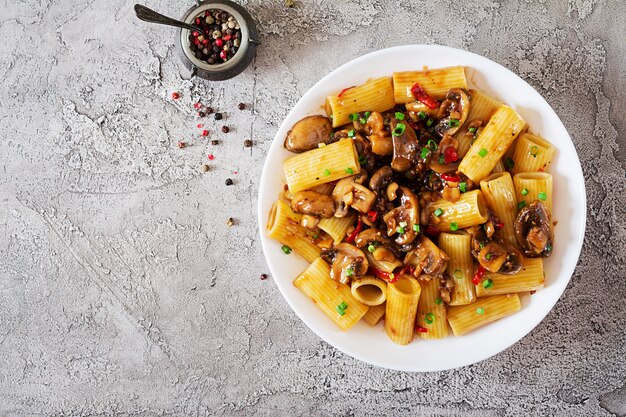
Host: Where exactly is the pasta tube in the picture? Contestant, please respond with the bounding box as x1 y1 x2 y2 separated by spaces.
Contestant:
362 303 386 327
366 251 403 274
480 172 518 246
293 258 369 331
459 105 526 182
283 139 361 193
447 294 521 336
318 212 356 243
477 258 544 296
438 232 476 306
430 189 488 230
416 277 448 339
267 200 321 263
456 90 502 157
385 275 421 345
351 276 387 306
511 132 555 174
513 172 553 216
325 77 395 127
392 66 468 103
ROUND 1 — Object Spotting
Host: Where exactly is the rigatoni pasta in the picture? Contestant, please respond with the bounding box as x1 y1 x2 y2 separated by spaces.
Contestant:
511 132 555 174
351 276 387 306
392 66 468 103
385 275 421 345
325 77 395 127
362 303 386 327
416 276 448 339
267 200 321 263
430 190 488 230
480 172 518 246
447 294 521 336
477 258 544 296
318 213 357 243
438 232 476 306
513 172 553 215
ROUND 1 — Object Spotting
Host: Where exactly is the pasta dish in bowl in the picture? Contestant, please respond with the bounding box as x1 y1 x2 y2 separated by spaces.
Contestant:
258 45 586 371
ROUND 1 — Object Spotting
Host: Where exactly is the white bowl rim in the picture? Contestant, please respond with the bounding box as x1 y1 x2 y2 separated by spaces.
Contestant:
257 44 587 372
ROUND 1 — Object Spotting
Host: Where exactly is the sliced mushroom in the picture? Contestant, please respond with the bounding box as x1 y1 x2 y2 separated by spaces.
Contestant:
300 214 320 230
404 235 449 277
514 201 553 257
284 115 334 153
382 187 420 245
434 89 470 137
291 191 335 219
354 228 403 267
321 243 369 284
332 176 376 217
477 241 508 272
369 166 394 193
369 133 394 156
390 118 420 172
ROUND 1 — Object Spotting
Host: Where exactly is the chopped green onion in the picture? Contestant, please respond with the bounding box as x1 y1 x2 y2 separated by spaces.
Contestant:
482 279 494 289
420 148 430 159
413 224 420 232
395 112 405 120
345 268 354 276
425 313 435 324
318 143 326 148
345 167 354 174
505 157 515 169
281 245 292 254
517 201 527 210
329 114 334 119
434 208 444 217
396 226 405 234
538 192 547 201
453 269 463 279
368 244 376 253
468 127 477 133
486 253 492 260
435 297 443 305
459 182 467 193
336 305 346 316
530 145 539 157
426 118 434 127
392 123 406 136
546 243 553 252
427 139 438 151
323 169 331 176
347 129 356 138
521 188 529 196
438 155 445 164
478 148 488 158
476 307 485 314
364 111 371 119
399 221 408 228
349 113 359 121
339 301 348 310
479 242 485 249
358 156 367 165
418 111 427 120
359 117 367 124
313 234 319 239
450 222 459 231
448 119 460 127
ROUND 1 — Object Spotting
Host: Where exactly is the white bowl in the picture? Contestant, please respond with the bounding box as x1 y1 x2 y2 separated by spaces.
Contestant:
257 45 586 372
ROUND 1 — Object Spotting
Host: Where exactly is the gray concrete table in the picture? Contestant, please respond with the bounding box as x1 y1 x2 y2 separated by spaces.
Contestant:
0 0 624 416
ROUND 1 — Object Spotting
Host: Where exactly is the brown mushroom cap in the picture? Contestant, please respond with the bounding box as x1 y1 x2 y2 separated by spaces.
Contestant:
284 116 333 153
382 187 420 246
404 235 449 277
369 166 394 193
434 89 470 137
321 243 369 284
291 191 335 219
332 176 376 217
390 118 420 172
514 201 553 257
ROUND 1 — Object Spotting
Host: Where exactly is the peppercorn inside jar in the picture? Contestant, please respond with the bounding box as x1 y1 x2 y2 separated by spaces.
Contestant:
188 9 242 65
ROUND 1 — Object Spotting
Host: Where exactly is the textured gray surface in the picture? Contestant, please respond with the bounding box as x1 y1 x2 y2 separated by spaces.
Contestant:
0 0 624 415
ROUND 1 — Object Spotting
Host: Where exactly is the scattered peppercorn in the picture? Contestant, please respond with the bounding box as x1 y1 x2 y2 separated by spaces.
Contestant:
201 164 209 172
238 102 246 110
208 154 215 160
201 130 209 136
194 102 202 109
225 178 233 186
244 139 253 147
171 92 180 99
285 0 295 7
205 107 214 114
211 139 219 145
198 111 206 117
260 273 268 280
188 9 242 65
177 141 186 148
214 112 223 120
222 126 229 133
226 217 234 227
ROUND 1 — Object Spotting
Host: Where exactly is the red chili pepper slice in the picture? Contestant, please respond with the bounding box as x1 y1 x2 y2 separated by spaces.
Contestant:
424 225 441 239
495 221 505 229
337 86 355 98
345 219 363 243
370 267 399 283
400 264 415 276
443 146 459 164
367 210 378 222
472 265 486 285
410 82 440 109
415 325 428 333
441 172 460 182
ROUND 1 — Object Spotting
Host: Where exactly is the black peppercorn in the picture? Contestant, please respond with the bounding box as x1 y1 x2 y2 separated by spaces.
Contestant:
211 139 219 145
260 274 268 280
194 51 203 59
225 178 233 186
244 139 253 147
206 107 214 114
207 58 215 65
214 112 223 120
238 103 246 110
222 126 229 133
198 111 206 118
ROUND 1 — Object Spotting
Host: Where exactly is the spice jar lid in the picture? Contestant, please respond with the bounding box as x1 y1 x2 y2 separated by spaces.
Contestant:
177 0 259 81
